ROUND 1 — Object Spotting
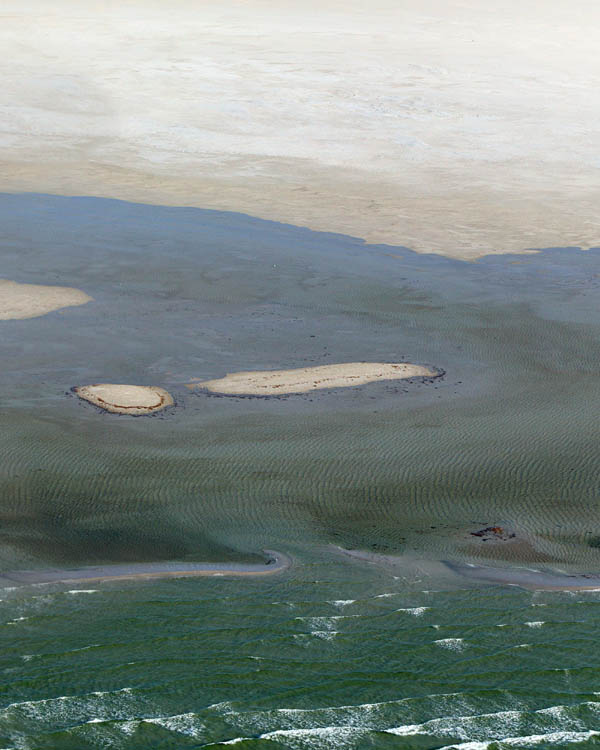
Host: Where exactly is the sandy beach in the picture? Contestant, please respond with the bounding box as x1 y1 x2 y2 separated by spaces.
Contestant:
2 0 600 258
0 279 91 320
188 362 438 396
74 384 174 415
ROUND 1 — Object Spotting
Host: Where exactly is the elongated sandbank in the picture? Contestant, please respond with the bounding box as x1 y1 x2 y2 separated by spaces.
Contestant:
188 362 440 396
0 550 290 587
0 279 91 320
444 561 600 591
74 384 174 415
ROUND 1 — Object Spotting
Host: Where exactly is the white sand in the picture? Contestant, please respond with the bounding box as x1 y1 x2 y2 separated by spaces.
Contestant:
74 384 174 415
189 362 437 396
2 0 600 258
0 280 92 320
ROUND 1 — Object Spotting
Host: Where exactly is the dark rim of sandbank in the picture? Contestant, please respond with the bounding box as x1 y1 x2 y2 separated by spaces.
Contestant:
68 386 179 417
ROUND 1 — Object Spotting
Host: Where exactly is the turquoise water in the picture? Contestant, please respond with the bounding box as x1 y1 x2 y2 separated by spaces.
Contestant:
2 194 600 747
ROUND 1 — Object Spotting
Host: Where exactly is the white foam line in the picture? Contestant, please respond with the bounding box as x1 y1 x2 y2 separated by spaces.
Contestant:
396 607 431 616
434 638 467 651
437 729 600 749
387 702 600 744
2 686 133 712
217 690 477 719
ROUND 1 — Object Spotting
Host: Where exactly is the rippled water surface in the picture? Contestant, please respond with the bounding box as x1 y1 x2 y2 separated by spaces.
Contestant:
2 194 600 748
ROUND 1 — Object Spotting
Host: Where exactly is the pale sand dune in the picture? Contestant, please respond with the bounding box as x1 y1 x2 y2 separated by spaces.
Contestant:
2 0 600 258
0 280 92 320
74 384 174 415
189 362 438 396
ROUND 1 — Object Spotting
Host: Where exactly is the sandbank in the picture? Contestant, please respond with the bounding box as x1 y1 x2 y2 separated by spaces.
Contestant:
0 279 91 320
2 0 600 258
444 561 600 591
0 550 291 587
74 383 174 415
337 547 600 591
188 362 439 396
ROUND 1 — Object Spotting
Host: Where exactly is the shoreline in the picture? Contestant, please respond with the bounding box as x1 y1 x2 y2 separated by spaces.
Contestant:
335 547 600 591
0 550 291 587
444 561 600 591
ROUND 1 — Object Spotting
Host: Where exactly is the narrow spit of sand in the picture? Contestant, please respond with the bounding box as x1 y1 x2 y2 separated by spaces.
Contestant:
0 279 92 320
74 384 174 415
188 362 439 397
0 551 291 587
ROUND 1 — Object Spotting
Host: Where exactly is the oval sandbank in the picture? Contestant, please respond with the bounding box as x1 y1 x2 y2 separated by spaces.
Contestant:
0 279 92 320
188 362 441 397
74 383 174 415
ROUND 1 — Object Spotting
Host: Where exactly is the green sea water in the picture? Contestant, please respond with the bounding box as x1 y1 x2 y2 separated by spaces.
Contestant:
2 194 600 748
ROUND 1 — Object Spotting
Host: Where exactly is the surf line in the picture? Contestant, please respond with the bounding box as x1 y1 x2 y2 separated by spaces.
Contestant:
0 550 291 587
445 560 600 590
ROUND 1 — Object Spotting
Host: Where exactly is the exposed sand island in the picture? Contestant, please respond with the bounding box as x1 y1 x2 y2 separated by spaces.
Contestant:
188 362 439 397
0 279 92 320
74 384 174 415
3 0 600 257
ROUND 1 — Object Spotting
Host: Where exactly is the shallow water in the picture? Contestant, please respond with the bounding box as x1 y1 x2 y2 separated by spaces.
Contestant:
2 193 600 747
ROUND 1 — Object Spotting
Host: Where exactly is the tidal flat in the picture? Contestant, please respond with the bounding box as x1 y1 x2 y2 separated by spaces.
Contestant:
2 193 600 748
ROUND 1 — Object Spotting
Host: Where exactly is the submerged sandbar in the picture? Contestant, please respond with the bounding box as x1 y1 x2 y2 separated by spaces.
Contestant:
0 551 290 587
74 384 174 415
189 362 439 396
0 279 92 320
444 561 600 591
338 547 600 592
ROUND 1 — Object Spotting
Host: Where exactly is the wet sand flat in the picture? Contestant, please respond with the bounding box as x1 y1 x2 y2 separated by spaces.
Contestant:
2 1 600 257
